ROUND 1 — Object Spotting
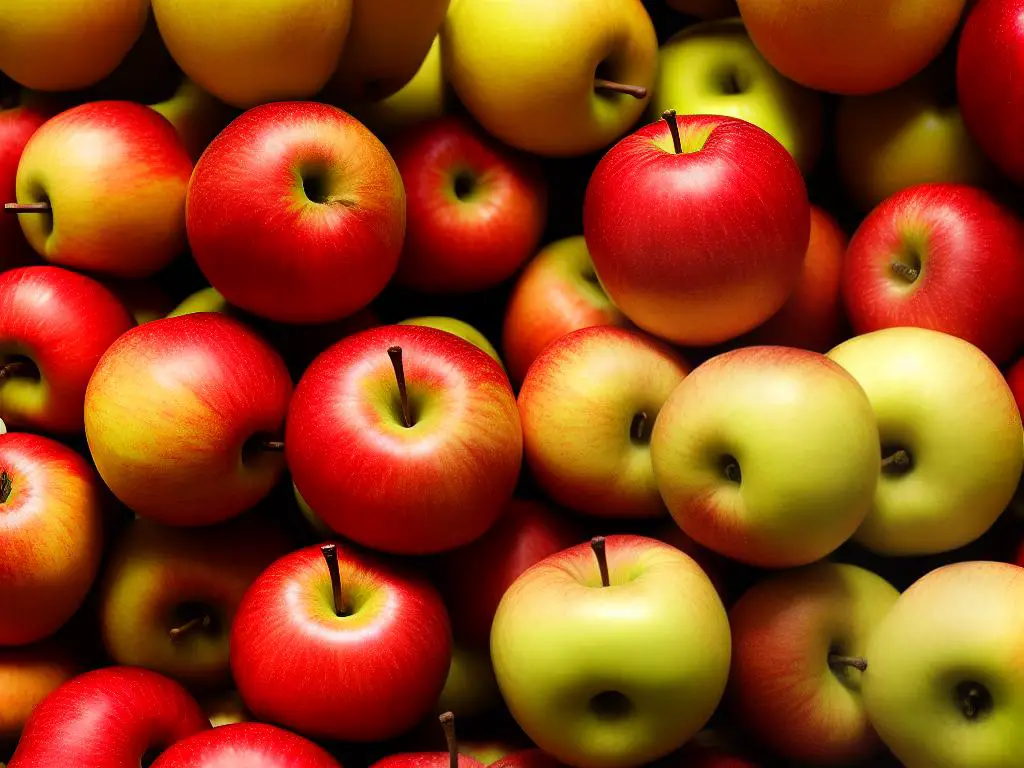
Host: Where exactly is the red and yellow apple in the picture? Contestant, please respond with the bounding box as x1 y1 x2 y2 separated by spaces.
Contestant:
0 641 78 743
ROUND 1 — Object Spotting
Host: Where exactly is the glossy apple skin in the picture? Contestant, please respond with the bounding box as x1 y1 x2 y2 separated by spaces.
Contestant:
287 325 522 555
654 522 730 601
391 116 546 293
16 101 193 277
9 666 209 768
490 750 568 768
84 314 292 526
502 236 631 385
0 433 104 646
519 326 689 518
1009 358 1024 416
151 722 341 768
230 542 452 742
957 0 1024 184
842 183 1024 365
0 641 77 741
187 101 405 324
0 266 135 433
0 106 48 271
583 114 809 346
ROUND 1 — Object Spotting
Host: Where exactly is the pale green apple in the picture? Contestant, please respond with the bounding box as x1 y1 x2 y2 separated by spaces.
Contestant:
651 18 821 173
827 328 1023 555
399 316 502 367
436 643 501 719
167 286 231 318
151 78 237 162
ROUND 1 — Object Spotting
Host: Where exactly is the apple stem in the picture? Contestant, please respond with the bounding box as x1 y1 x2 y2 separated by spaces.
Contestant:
3 202 50 214
594 79 648 99
0 470 11 504
439 711 459 768
662 110 683 154
320 543 345 618
959 683 990 720
387 346 413 428
890 261 920 283
630 412 650 443
881 449 911 473
0 361 30 382
168 614 211 642
591 536 611 588
828 653 868 672
257 439 285 452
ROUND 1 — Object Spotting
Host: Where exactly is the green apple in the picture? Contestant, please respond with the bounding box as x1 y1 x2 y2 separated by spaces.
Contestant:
491 535 731 768
399 316 502 367
167 286 231 318
436 643 501 719
650 18 822 173
460 741 522 766
827 327 1023 555
151 78 237 162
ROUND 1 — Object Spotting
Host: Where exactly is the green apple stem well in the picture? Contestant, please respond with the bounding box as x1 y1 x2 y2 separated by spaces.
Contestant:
320 543 346 618
662 110 683 154
387 345 414 428
590 536 611 587
594 79 648 100
440 711 460 768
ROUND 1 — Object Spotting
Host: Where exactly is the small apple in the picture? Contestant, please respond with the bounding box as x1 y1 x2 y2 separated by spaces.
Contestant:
166 286 231 318
436 644 501 720
0 104 48 272
400 316 502 366
199 688 252 728
372 712 485 768
150 78 237 162
151 722 342 768
0 641 77 743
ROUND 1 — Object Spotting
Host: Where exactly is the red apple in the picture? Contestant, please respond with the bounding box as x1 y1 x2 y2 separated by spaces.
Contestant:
0 266 135 433
1009 358 1023 416
0 433 104 646
654 521 730 601
583 112 809 346
287 325 522 555
372 713 485 768
151 723 341 768
84 313 292 526
187 101 406 324
390 115 547 293
490 750 568 768
841 183 1024 364
0 641 78 743
0 105 48 271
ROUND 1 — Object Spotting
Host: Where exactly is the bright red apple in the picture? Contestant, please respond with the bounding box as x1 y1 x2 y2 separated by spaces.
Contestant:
1009 358 1023 416
0 105 47 271
490 750 568 768
151 723 341 768
371 712 485 768
0 641 78 743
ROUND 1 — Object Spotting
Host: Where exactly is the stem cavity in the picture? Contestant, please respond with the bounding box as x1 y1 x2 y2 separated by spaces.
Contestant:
630 412 651 444
890 261 920 284
591 536 611 588
594 79 648 99
956 682 993 720
320 543 344 618
662 110 683 155
387 346 413 429
0 361 31 382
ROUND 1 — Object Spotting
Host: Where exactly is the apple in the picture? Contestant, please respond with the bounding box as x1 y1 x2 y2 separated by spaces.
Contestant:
0 266 135 433
372 713 485 768
293 484 335 540
827 327 1024 555
653 521 731 601
99 278 175 325
651 18 822 173
186 101 406 324
167 286 231 318
490 751 568 768
665 0 738 18
150 78 237 162
0 105 47 271
460 743 523 767
436 643 502 719
1009 358 1023 417
151 722 341 768
287 324 522 555
99 513 291 686
0 433 104 646
231 542 452 742
491 535 731 768
8 667 209 767
0 641 77 743
583 113 809 346
390 116 547 294
502 236 631 385
519 326 689 519
862 561 1024 768
399 316 502 366
84 313 293 527
442 0 658 157
736 0 967 94
957 0 1024 184
199 688 252 728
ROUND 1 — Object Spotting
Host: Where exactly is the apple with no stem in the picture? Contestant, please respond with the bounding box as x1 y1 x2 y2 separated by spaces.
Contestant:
84 313 293 527
436 643 501 719
0 104 47 271
199 688 251 728
0 641 77 744
151 722 341 768
372 712 485 768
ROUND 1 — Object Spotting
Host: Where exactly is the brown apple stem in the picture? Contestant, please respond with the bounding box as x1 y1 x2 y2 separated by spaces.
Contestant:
387 345 413 428
0 361 30 382
890 261 920 283
257 439 285 452
960 683 989 719
169 614 211 642
591 536 611 588
4 202 50 213
630 412 650 443
881 449 911 471
0 470 12 504
662 110 683 154
320 543 344 618
439 711 459 768
594 79 648 99
828 654 868 672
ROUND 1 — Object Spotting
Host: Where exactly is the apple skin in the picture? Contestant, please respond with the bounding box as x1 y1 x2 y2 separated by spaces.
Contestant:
15 101 193 278
84 313 293 527
862 561 1024 768
490 750 568 768
199 688 252 728
651 346 880 568
0 266 135 434
842 183 1024 365
502 236 632 386
436 643 502 719
151 722 342 768
653 521 731 601
491 535 731 768
1009 358 1024 417
957 0 1024 184
400 316 503 366
0 641 78 742
0 433 105 647
287 324 522 555
230 542 452 742
0 106 48 272
186 101 406 324
519 326 690 519
827 327 1024 555
583 114 809 346
166 286 231 318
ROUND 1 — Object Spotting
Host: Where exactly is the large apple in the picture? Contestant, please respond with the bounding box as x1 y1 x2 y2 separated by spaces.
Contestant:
827 327 1024 554
583 113 809 346
84 313 293 527
519 326 689 519
491 535 731 768
186 101 405 324
286 324 522 555
0 105 47 271
151 723 342 768
0 641 77 743
651 346 879 567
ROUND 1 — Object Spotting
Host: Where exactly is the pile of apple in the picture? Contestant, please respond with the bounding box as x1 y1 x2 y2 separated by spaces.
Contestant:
2 0 1024 767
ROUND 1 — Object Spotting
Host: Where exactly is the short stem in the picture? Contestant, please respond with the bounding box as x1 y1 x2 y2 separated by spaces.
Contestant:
257 439 285 452
320 543 344 618
0 361 31 382
828 654 868 672
168 614 211 642
881 449 911 472
591 536 611 588
890 261 920 283
662 110 683 154
594 79 648 99
4 202 50 213
0 470 12 504
440 711 458 768
960 683 989 719
630 412 650 443
387 346 413 428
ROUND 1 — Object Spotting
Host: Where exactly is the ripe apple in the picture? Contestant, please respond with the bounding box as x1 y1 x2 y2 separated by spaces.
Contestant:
0 433 104 646
651 18 822 173
84 313 293 527
442 0 658 157
150 78 237 162
502 236 631 385
491 535 731 768
583 113 809 346
862 561 1024 768
8 666 209 767
231 542 452 742
390 116 547 294
1009 358 1023 417
827 327 1024 554
399 316 502 366
653 521 731 601
957 0 1024 184
490 750 568 768
436 643 501 719
460 742 523 766
0 266 135 433
842 183 1024 365
651 346 879 567
0 105 47 271
99 278 175 326
151 722 342 768
199 688 252 728
372 713 485 768
287 325 522 555
167 286 231 318
736 0 967 94
186 102 405 324
0 641 77 743
519 326 689 518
